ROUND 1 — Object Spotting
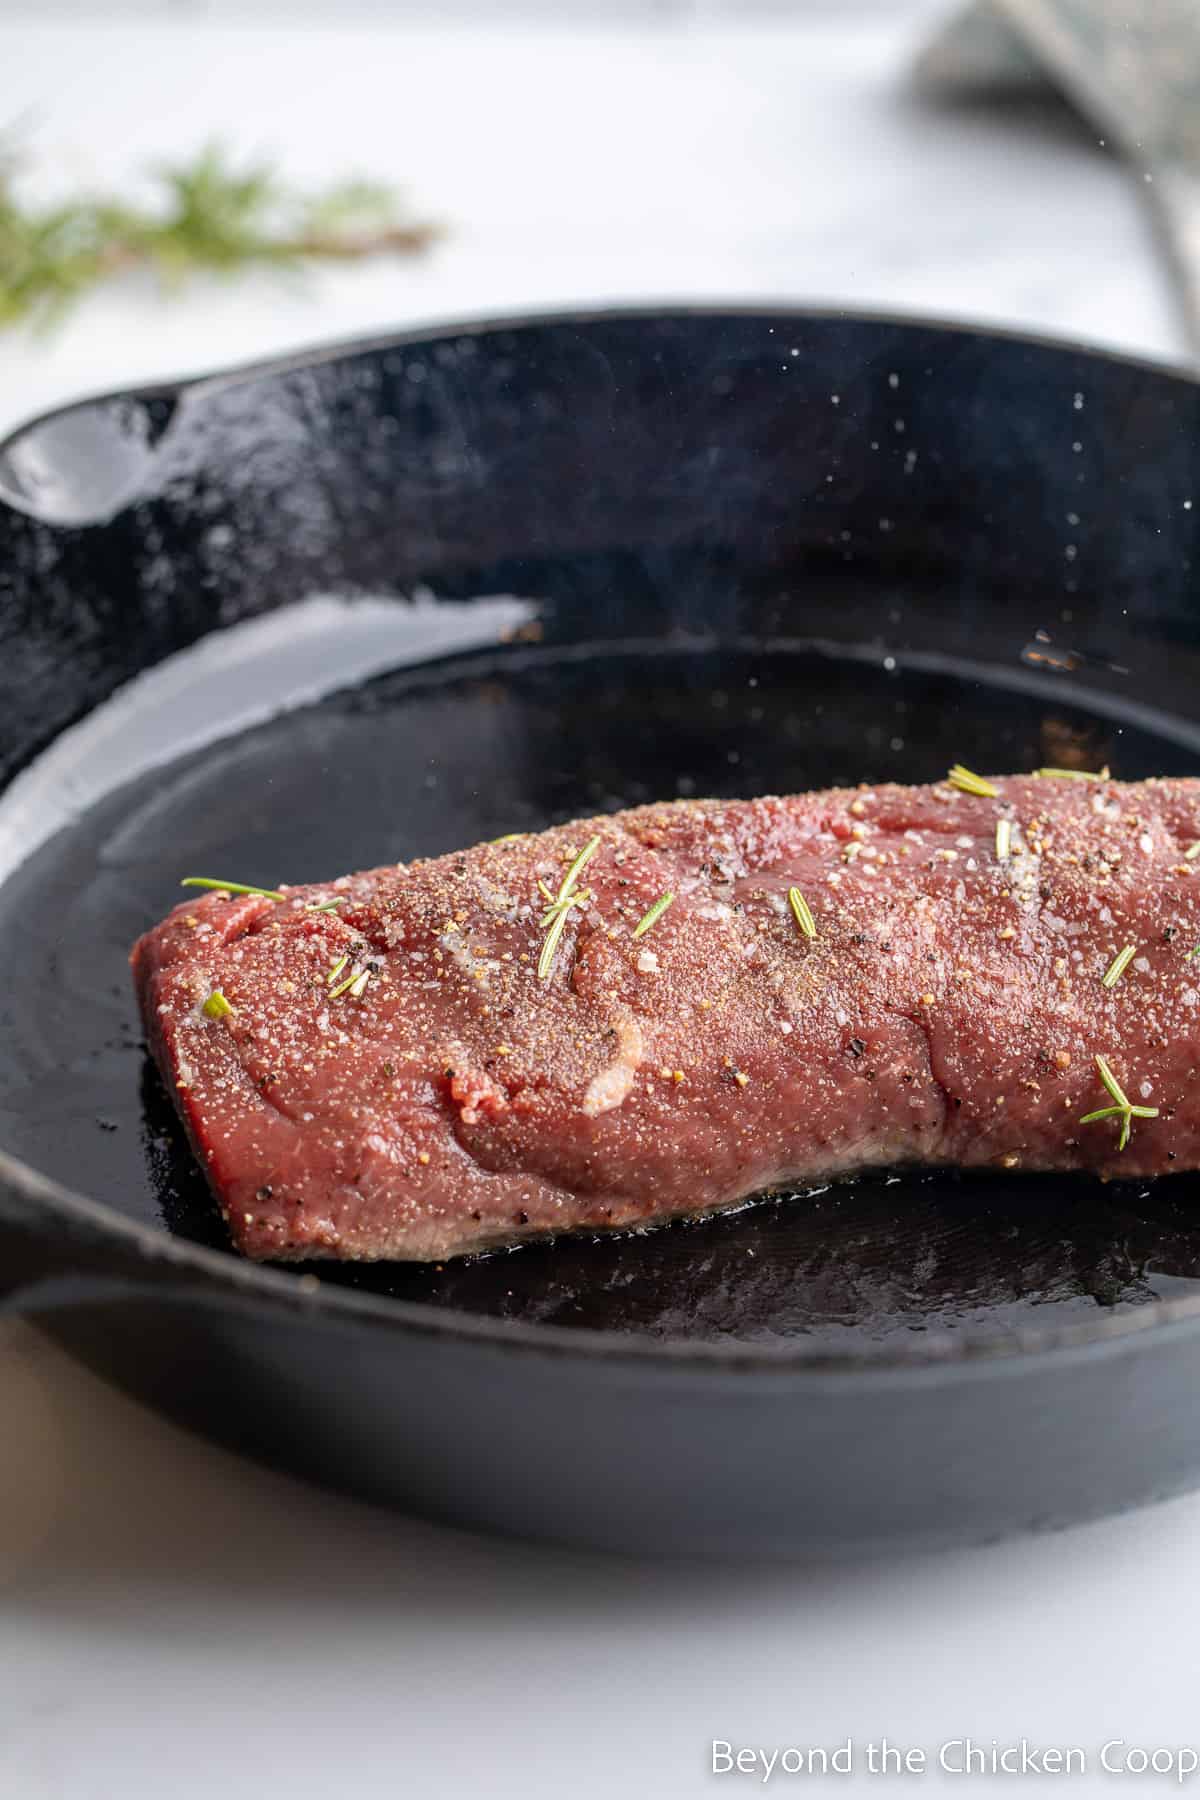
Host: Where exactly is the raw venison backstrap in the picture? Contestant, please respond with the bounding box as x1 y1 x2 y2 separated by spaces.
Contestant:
131 776 1200 1261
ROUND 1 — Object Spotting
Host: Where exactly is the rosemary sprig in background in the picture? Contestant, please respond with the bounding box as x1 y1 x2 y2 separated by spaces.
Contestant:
0 138 438 331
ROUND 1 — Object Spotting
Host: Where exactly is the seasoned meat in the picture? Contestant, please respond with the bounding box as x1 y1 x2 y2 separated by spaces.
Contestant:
131 775 1200 1262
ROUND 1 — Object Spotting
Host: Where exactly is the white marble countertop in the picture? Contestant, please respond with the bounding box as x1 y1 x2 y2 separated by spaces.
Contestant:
3 13 1200 1799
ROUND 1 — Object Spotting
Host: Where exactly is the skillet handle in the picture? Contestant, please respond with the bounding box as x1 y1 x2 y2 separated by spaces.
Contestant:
0 376 188 525
0 380 185 528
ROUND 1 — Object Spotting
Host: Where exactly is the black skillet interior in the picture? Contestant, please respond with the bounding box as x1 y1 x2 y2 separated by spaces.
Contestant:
3 308 1200 1354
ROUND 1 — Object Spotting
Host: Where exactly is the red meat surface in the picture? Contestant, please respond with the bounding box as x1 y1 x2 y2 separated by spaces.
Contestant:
131 776 1200 1261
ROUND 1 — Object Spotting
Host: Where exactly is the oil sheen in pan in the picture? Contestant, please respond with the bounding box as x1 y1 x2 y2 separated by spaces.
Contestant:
1 593 1199 1347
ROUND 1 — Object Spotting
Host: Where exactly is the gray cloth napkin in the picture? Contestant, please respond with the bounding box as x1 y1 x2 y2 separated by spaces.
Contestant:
916 0 1200 353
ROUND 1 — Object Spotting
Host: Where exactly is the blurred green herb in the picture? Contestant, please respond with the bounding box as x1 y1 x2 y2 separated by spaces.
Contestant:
0 138 437 331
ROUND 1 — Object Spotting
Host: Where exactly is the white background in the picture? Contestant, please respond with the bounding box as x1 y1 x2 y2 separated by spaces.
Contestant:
3 7 1199 1798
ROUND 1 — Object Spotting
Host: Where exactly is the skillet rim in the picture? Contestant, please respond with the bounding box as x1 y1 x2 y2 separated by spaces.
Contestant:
3 299 1200 1375
1 299 1195 484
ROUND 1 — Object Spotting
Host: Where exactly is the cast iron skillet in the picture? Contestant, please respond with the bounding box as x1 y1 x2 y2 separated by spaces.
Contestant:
3 306 1200 1557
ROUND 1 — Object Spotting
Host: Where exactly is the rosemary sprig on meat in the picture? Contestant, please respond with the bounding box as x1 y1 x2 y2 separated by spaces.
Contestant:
1079 1054 1159 1152
537 836 600 980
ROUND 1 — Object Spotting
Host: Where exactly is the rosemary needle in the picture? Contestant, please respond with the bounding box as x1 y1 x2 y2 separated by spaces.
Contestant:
558 836 601 901
788 887 818 939
306 898 344 913
1101 944 1137 989
1093 1054 1132 1115
329 968 369 1000
995 818 1012 862
947 764 998 798
327 955 350 986
181 877 285 901
201 989 233 1020
1034 766 1110 781
537 905 573 981
632 893 674 938
1186 841 1200 861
